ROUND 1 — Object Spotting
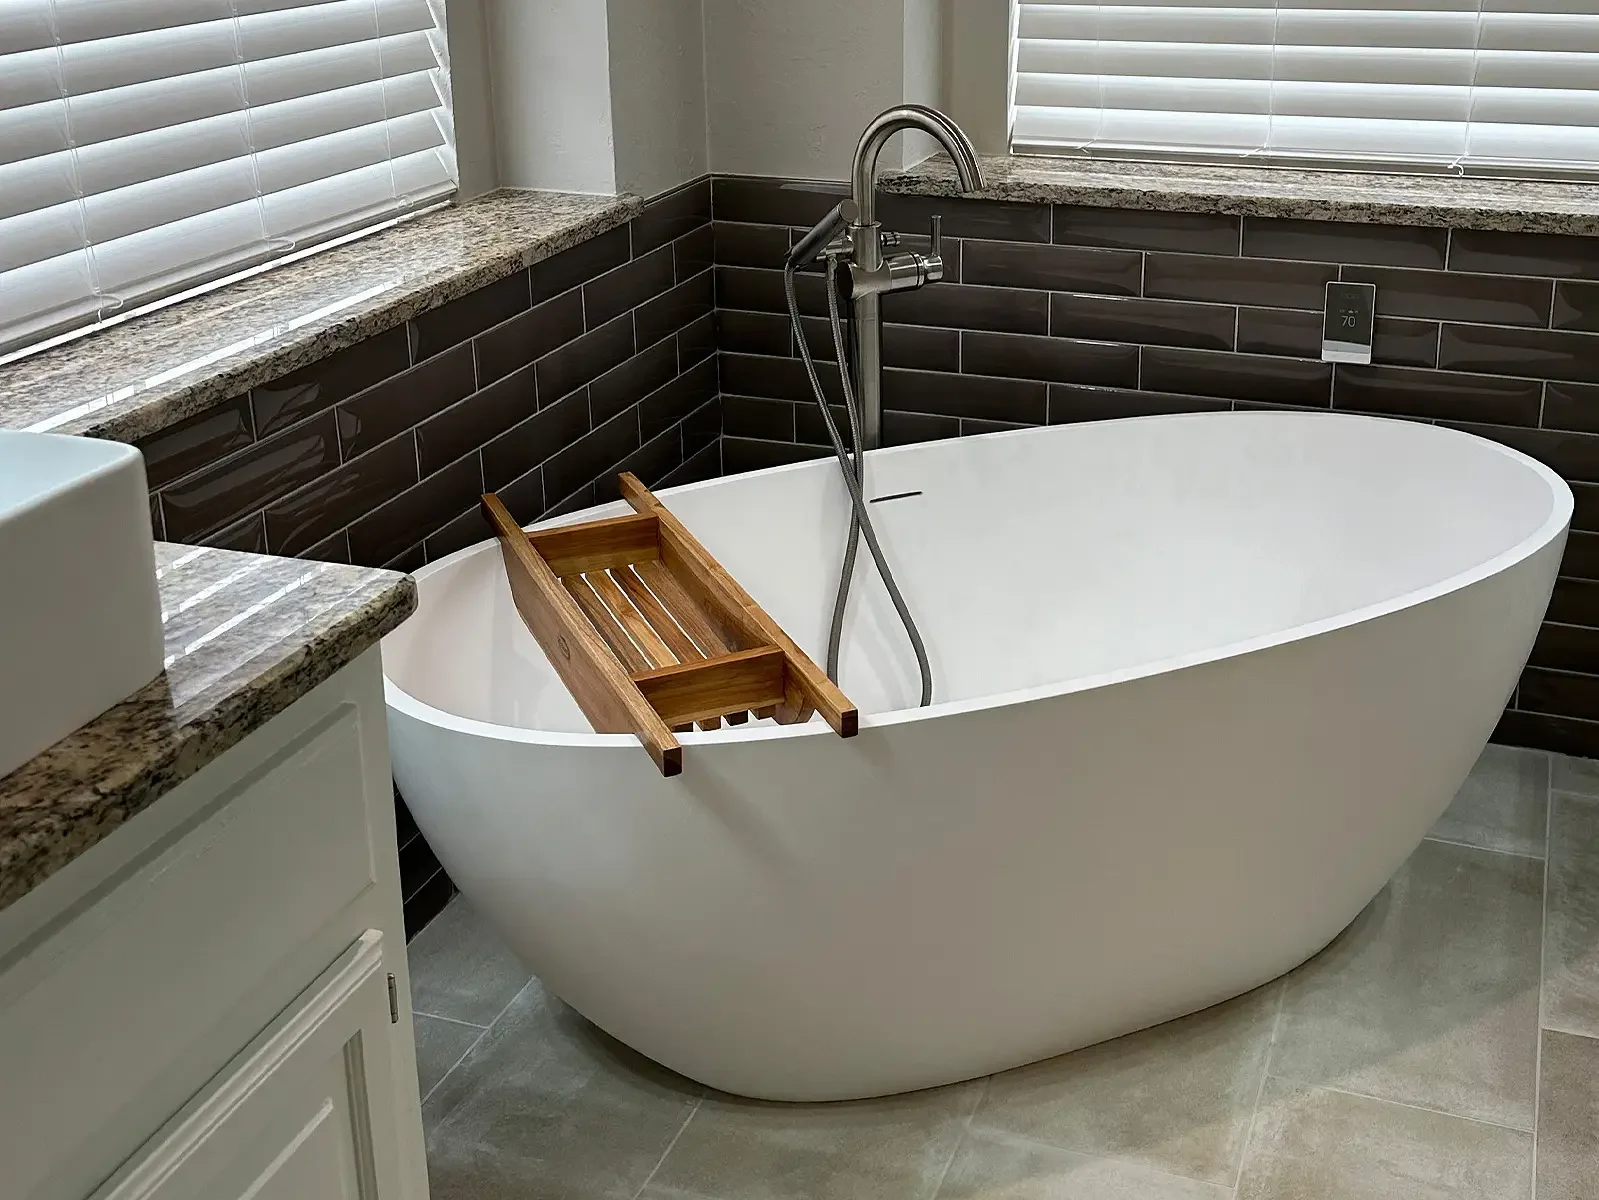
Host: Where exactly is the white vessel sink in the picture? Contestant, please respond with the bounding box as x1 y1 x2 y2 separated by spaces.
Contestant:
0 432 164 780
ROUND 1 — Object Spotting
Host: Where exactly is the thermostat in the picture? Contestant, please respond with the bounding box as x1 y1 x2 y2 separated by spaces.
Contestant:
1322 281 1376 364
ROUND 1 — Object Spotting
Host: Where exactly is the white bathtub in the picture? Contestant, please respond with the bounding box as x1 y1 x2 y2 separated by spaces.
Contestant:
383 411 1569 1101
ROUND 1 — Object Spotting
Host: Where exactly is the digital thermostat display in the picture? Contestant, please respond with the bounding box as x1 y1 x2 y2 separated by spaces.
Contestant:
1322 281 1377 365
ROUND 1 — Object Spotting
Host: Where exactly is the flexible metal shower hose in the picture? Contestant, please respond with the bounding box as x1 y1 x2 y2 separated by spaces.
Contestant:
782 257 933 708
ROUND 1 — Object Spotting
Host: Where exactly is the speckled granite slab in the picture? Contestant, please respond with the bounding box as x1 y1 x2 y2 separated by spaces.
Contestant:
0 544 416 912
884 154 1599 235
0 188 639 444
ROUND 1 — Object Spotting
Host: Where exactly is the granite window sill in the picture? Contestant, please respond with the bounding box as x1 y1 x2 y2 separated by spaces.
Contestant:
883 155 1599 238
0 189 642 444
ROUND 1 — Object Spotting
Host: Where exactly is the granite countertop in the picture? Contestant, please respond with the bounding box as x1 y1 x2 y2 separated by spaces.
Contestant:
0 188 640 444
0 544 416 912
884 154 1599 235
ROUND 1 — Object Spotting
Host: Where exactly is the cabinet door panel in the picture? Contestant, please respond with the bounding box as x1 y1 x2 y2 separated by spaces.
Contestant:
95 931 403 1200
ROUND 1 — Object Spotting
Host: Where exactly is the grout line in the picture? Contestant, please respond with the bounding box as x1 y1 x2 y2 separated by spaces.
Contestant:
1231 983 1286 1190
419 974 540 1113
1533 773 1553 1200
1419 832 1546 861
413 1011 488 1031
1284 1075 1538 1135
631 1094 704 1200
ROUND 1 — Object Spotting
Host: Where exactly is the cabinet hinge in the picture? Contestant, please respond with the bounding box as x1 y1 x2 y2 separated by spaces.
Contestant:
387 972 399 1023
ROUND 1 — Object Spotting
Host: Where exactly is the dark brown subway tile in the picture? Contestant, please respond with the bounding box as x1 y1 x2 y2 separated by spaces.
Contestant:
412 271 530 360
250 325 410 437
1050 293 1234 351
723 436 830 472
347 452 483 568
679 312 716 368
1519 666 1599 722
633 178 712 255
479 385 591 492
641 357 717 439
584 245 676 330
1563 531 1599 581
962 330 1139 389
885 323 961 372
962 239 1141 296
1048 385 1229 423
879 192 1051 243
545 480 597 517
474 288 584 386
138 395 254 490
1144 253 1336 310
1438 324 1599 385
674 224 714 283
1550 578 1599 626
1449 229 1599 281
883 411 960 446
1573 482 1599 532
1531 622 1599 675
590 336 678 425
1543 382 1599 434
1554 281 1599 333
496 462 547 525
535 312 635 404
1493 709 1599 759
531 226 631 304
883 280 1050 334
721 351 844 405
681 395 722 457
1447 421 1599 484
795 401 854 449
884 366 1048 424
149 493 164 540
719 309 792 357
1235 307 1438 368
416 359 537 478
337 342 475 460
1341 265 1552 327
160 411 340 543
723 395 795 441
660 440 722 489
1243 218 1447 270
612 424 687 496
301 527 350 564
262 430 418 556
961 417 1030 436
1334 363 1541 426
714 222 791 269
423 501 496 561
1141 347 1333 405
715 265 827 316
636 269 714 347
712 176 849 226
199 511 267 554
382 542 426 573
544 408 642 502
797 315 842 362
1054 205 1240 256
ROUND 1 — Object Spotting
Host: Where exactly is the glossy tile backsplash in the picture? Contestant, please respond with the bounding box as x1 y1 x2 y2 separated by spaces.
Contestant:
708 174 1599 761
135 179 719 936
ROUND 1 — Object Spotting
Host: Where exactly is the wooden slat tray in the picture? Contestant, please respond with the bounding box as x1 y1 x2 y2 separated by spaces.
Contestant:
481 472 857 776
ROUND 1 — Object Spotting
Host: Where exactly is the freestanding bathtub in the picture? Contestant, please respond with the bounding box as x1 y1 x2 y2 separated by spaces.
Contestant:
383 411 1570 1101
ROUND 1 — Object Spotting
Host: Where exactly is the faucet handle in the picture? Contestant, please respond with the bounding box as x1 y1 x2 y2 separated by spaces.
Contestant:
929 214 942 262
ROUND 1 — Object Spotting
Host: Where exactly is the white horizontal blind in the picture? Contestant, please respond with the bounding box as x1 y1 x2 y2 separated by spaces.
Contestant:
1013 0 1599 176
0 0 457 356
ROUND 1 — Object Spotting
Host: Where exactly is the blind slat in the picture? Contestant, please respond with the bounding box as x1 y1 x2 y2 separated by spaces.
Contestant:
1014 0 1599 173
0 0 455 356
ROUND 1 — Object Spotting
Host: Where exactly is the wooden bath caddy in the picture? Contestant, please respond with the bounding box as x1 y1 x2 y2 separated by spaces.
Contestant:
481 472 857 776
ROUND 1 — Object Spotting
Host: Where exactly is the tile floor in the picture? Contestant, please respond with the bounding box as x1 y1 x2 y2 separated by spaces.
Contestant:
408 745 1599 1200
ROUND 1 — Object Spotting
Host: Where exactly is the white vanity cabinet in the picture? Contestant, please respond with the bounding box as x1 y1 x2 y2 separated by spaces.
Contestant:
0 649 428 1200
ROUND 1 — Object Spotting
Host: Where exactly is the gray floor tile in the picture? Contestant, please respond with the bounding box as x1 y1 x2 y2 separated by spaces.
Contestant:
934 1128 1233 1200
1545 792 1599 1037
424 979 702 1200
412 1014 483 1099
1551 753 1599 797
1237 1078 1532 1200
1535 1030 1599 1200
407 896 534 1026
1428 744 1548 858
1269 838 1542 1129
639 1077 981 1200
973 984 1279 1187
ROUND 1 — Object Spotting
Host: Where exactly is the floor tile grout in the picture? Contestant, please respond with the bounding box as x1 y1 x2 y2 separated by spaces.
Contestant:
1259 1073 1538 1136
1533 779 1553 1200
413 1010 489 1030
1230 983 1287 1191
921 1076 990 1200
418 973 539 1112
956 1121 1239 1197
1420 832 1545 861
630 1094 704 1200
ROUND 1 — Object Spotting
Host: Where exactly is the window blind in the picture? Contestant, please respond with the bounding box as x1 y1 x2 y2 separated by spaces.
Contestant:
1012 0 1599 176
0 0 456 357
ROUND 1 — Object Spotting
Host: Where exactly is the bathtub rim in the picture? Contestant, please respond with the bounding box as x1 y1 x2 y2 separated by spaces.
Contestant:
382 410 1573 750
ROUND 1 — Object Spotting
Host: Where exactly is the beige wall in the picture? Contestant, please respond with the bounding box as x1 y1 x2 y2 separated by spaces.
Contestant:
608 0 710 197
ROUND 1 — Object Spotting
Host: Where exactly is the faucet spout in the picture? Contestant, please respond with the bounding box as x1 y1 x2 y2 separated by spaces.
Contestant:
850 104 986 227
